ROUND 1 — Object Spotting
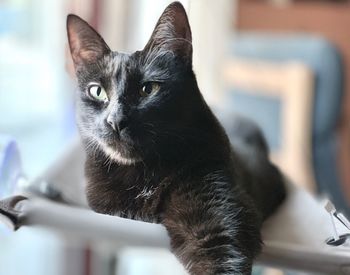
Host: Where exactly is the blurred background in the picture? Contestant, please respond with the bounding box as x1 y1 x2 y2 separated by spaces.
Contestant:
0 0 350 274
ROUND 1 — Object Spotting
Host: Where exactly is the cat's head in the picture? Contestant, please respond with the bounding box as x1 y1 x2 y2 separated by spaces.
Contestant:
67 2 202 165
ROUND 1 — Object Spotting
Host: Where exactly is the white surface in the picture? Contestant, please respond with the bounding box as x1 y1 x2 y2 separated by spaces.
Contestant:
259 181 350 273
262 182 349 246
21 198 170 250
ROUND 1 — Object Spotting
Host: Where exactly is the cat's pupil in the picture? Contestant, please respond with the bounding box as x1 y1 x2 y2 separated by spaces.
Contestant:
96 87 101 96
143 83 153 94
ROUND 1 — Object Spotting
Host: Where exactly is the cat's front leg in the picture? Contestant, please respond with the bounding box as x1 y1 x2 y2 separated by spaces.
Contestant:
162 186 261 275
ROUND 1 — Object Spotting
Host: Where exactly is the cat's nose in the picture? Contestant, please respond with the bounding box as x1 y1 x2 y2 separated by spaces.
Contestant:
106 116 117 131
106 115 128 133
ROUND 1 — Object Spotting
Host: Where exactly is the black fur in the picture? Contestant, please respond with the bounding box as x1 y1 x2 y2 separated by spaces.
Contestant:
67 2 286 274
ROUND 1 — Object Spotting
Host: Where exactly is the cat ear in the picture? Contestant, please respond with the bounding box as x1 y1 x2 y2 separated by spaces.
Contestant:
144 2 192 63
67 14 110 66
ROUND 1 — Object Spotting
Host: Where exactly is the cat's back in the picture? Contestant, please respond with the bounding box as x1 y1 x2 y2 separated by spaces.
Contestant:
220 114 287 220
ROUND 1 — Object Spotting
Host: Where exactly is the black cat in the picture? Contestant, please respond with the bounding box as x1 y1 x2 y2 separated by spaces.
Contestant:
67 2 286 274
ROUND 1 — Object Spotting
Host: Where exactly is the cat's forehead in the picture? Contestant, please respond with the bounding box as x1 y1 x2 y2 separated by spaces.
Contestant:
100 51 140 75
100 52 128 74
95 49 176 82
112 51 131 64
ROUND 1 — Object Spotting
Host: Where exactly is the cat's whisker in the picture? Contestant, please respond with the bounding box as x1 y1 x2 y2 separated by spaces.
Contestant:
107 156 113 172
84 139 98 155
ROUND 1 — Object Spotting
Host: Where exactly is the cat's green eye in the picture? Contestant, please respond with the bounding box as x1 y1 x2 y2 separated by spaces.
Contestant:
88 84 108 103
140 82 160 97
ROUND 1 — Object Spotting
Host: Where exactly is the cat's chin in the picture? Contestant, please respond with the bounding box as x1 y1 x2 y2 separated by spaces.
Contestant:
101 142 140 165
